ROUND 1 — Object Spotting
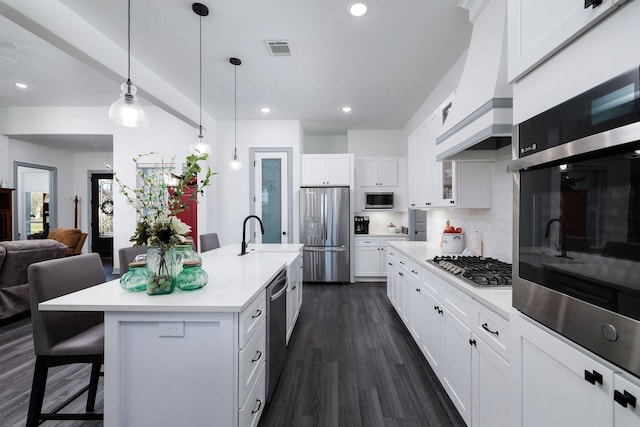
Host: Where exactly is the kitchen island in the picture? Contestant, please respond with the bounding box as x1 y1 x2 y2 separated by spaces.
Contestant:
39 243 303 427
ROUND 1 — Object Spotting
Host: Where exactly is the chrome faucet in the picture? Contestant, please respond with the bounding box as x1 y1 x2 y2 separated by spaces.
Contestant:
240 215 265 256
544 218 570 258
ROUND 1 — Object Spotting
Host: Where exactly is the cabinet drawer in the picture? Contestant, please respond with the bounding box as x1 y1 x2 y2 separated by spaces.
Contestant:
355 237 381 247
239 319 266 405
443 284 473 328
476 304 509 361
238 362 265 427
406 259 421 281
421 266 445 298
381 237 407 246
240 291 266 348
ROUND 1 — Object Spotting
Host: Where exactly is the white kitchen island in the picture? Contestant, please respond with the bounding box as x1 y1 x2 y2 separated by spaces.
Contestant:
39 243 303 427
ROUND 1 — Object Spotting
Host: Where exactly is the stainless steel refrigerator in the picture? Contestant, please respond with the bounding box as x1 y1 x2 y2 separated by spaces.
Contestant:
300 186 350 283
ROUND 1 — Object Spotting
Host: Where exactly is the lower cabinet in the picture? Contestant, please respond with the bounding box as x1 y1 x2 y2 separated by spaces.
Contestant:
387 256 511 427
355 236 407 278
513 314 640 427
286 253 303 344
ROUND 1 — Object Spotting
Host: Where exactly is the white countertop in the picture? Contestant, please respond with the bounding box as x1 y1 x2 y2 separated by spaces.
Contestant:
355 233 409 238
388 241 514 319
40 244 303 313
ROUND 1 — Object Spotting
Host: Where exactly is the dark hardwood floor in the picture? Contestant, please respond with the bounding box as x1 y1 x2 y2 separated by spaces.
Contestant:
0 281 463 427
259 282 465 427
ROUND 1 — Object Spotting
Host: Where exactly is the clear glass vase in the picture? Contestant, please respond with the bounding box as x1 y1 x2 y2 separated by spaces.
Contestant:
119 261 148 292
173 244 201 279
145 247 175 295
175 261 208 291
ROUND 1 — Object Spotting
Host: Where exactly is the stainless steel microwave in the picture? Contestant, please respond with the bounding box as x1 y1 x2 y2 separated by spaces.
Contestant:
365 192 393 209
508 65 640 378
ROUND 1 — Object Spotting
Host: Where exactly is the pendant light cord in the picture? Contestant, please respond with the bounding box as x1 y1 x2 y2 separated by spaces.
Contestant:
234 63 237 154
127 0 132 88
198 12 203 137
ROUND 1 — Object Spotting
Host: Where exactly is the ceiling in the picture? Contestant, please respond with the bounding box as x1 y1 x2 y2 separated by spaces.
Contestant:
0 0 472 145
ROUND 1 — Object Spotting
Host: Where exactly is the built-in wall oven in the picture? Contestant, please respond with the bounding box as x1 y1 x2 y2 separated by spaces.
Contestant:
508 65 640 378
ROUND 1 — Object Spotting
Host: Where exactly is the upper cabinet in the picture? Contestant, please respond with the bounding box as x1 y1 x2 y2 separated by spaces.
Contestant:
301 154 353 186
508 0 628 82
358 158 398 187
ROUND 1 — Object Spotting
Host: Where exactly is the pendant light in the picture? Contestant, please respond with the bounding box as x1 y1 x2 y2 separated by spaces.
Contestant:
109 0 149 128
189 2 212 155
229 57 242 170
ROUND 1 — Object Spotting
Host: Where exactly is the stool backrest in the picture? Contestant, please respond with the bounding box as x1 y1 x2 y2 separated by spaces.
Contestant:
200 233 220 253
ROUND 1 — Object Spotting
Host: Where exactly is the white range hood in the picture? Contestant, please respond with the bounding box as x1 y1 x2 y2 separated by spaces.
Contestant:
435 0 512 161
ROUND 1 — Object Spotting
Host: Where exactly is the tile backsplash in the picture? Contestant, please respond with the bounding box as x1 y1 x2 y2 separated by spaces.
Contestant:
427 149 513 263
355 211 406 234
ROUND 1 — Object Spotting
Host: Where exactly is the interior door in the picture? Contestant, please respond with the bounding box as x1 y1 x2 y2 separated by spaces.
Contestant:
91 173 113 258
254 152 289 243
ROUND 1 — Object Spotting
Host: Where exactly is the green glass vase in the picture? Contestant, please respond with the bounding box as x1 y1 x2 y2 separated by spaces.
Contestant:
119 261 148 292
175 260 208 291
145 247 175 295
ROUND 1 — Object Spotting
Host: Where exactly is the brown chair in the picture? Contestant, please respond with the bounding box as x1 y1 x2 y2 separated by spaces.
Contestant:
26 253 106 426
118 245 147 275
47 228 87 256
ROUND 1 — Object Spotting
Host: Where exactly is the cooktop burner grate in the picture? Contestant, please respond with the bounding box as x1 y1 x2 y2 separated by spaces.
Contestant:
431 256 512 288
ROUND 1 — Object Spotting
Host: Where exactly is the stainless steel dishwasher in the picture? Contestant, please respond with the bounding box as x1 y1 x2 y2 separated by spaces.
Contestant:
265 268 287 404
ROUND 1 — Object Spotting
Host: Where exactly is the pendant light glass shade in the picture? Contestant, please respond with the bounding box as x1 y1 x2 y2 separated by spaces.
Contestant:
109 80 148 127
189 126 211 154
109 0 148 128
229 57 242 170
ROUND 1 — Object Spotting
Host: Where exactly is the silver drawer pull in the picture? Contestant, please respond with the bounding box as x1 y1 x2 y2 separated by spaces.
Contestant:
251 350 263 363
251 309 263 319
482 322 499 336
251 399 262 414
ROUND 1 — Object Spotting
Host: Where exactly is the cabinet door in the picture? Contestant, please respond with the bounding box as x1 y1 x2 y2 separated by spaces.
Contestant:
386 255 396 304
407 132 423 207
407 274 423 343
519 331 612 427
507 0 621 81
472 334 510 427
379 158 398 186
301 156 327 185
421 289 444 376
442 307 472 426
326 155 351 186
613 374 640 427
358 159 380 186
354 246 382 276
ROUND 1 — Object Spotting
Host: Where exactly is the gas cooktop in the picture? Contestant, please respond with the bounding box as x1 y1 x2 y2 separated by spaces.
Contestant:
431 256 512 288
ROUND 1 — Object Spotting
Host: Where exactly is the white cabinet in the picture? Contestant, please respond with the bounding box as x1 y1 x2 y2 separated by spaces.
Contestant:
358 157 398 187
441 307 472 425
355 236 407 278
511 313 640 427
301 154 352 186
471 332 510 427
614 374 640 427
507 0 627 82
286 253 303 344
438 161 492 208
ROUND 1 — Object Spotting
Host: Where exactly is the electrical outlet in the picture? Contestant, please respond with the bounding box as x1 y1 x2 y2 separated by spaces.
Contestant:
158 322 184 337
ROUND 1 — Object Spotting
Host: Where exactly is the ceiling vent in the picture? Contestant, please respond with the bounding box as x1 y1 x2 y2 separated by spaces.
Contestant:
265 40 292 57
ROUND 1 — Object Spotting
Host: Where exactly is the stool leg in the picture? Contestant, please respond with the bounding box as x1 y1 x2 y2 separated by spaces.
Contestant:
86 361 101 412
26 356 48 427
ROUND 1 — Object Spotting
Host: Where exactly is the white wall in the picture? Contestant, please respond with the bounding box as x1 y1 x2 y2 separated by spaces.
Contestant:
304 135 347 154
426 146 513 262
513 0 640 124
216 120 302 247
1 106 216 271
347 130 406 156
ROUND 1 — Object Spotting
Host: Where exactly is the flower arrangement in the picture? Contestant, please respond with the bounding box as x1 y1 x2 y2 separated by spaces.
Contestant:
115 152 213 250
114 152 213 294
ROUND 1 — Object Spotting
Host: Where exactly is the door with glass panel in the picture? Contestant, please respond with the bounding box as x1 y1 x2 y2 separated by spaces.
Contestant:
91 173 113 258
254 152 289 243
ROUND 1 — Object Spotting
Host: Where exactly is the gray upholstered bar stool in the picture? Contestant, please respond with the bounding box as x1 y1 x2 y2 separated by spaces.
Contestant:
26 253 106 426
200 233 221 253
118 245 147 275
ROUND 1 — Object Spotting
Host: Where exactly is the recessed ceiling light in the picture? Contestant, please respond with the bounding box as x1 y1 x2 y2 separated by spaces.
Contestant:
260 107 271 113
342 106 353 113
15 82 28 89
348 2 369 17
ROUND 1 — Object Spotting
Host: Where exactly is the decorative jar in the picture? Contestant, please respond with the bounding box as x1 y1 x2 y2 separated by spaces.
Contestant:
175 260 208 291
145 246 175 295
173 244 201 278
119 261 149 292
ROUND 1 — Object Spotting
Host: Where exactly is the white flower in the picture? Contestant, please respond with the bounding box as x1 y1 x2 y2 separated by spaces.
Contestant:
170 216 191 236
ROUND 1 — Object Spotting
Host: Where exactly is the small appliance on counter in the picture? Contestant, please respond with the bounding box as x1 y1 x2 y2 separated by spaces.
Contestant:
354 216 369 234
